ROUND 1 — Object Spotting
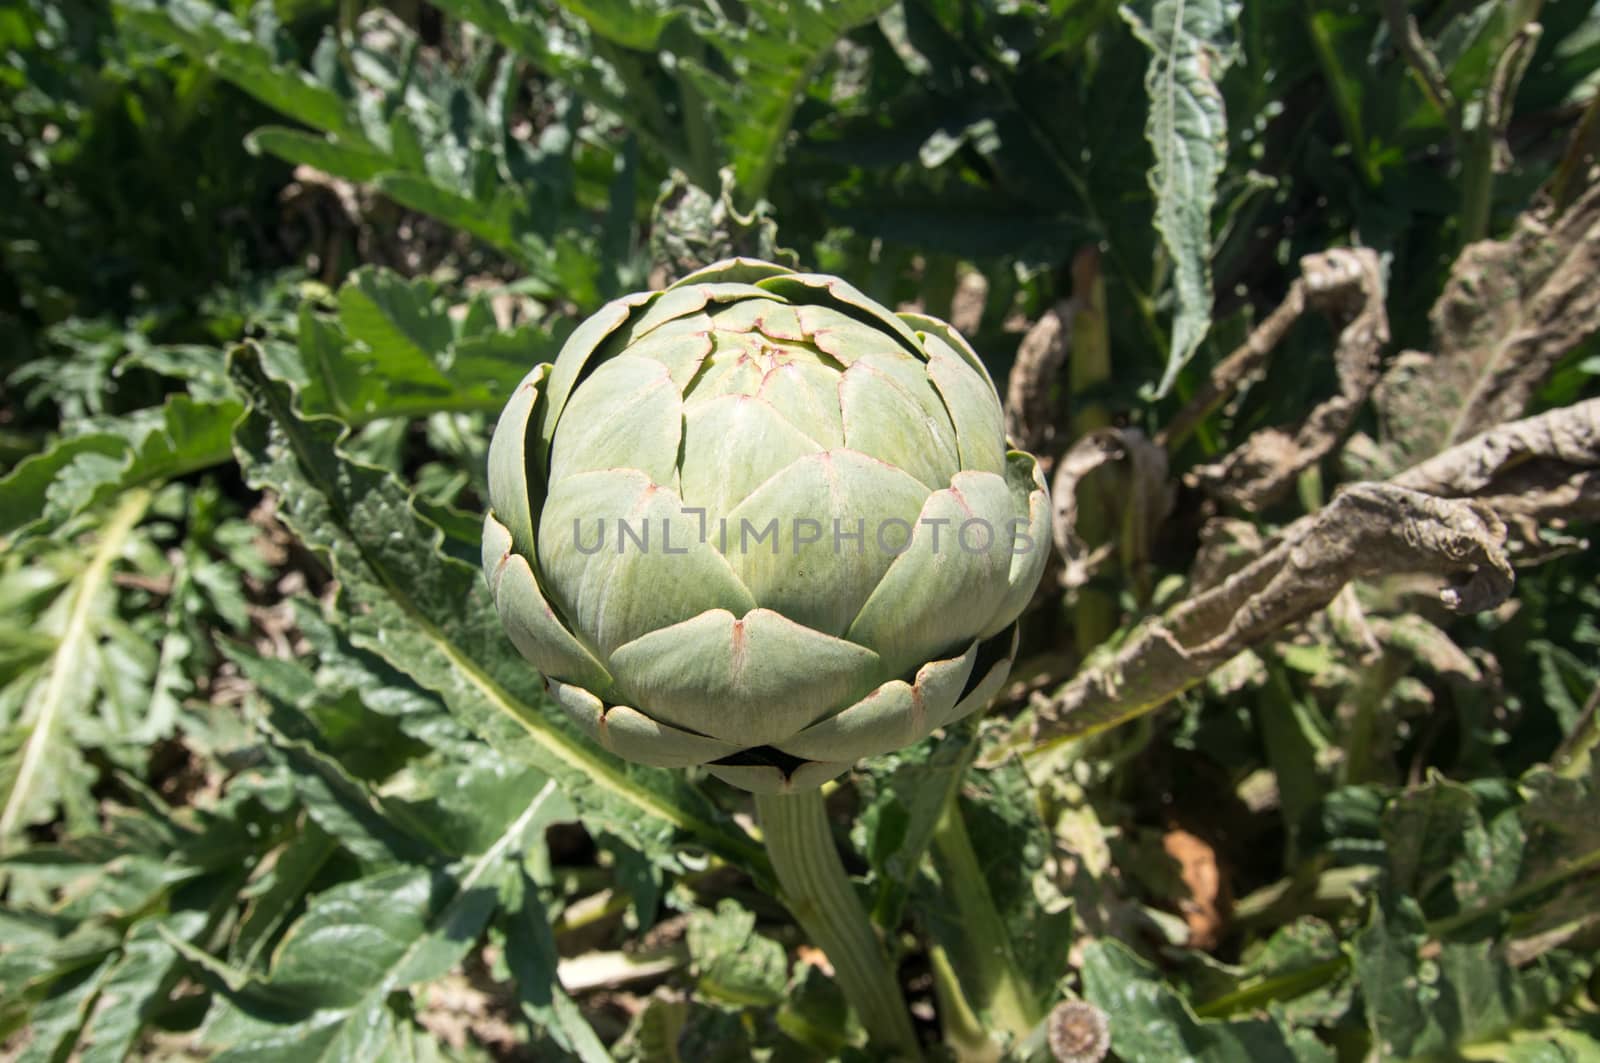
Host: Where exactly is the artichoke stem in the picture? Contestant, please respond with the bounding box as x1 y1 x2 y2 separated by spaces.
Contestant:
755 790 923 1061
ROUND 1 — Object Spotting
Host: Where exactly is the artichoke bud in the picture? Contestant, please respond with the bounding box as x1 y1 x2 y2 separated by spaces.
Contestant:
482 259 1050 792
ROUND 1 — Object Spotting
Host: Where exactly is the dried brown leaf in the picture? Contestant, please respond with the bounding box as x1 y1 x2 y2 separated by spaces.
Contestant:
1050 432 1125 590
1006 298 1075 462
1389 396 1600 525
1374 182 1600 470
1049 428 1172 591
1032 485 1513 741
1188 249 1389 510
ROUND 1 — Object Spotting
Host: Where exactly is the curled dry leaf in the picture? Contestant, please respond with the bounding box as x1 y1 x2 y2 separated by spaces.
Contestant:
1390 396 1600 525
1187 248 1388 510
1049 428 1173 590
1051 432 1123 590
1033 484 1513 741
1372 181 1600 472
1006 297 1076 463
1159 247 1385 461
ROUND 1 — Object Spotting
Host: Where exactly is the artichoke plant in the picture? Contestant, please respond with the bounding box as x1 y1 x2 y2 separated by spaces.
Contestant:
483 258 1050 792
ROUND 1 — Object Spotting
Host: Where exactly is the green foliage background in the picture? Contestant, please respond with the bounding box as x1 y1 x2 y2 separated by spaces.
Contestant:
2 0 1598 1059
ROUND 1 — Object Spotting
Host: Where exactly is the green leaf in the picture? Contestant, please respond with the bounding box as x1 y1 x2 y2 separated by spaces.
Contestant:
686 0 897 201
560 0 684 51
501 871 612 1062
294 282 564 425
211 54 356 140
1351 889 1590 1060
1380 773 1486 902
233 825 340 969
1192 918 1351 1026
74 922 181 1063
11 954 118 1063
0 436 126 543
1530 641 1598 735
246 127 395 183
0 396 240 542
861 728 976 929
372 173 522 253
1082 939 1334 1062
118 0 360 140
225 345 766 876
197 783 561 1059
0 491 150 847
1121 0 1240 398
686 899 789 1007
336 268 456 371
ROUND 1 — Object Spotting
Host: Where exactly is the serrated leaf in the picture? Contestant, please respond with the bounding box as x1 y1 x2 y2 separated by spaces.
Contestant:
1121 0 1240 398
337 269 456 370
225 642 553 868
687 899 789 1007
0 491 149 846
1082 939 1334 1062
1375 183 1600 470
688 0 896 200
1352 889 1589 1060
225 345 766 876
197 783 560 1059
0 396 239 542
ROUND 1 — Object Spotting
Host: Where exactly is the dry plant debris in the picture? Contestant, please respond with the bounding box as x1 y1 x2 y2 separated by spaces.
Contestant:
1033 484 1514 741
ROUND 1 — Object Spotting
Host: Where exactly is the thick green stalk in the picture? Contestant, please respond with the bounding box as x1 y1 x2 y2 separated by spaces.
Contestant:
929 796 1041 1042
755 790 921 1060
1065 247 1120 654
1458 127 1497 248
926 942 1000 1063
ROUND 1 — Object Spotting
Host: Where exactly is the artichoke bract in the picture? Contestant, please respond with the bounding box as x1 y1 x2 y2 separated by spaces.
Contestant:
482 259 1050 792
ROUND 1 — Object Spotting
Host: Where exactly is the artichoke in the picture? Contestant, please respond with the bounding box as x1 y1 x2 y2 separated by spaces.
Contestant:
482 259 1050 792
